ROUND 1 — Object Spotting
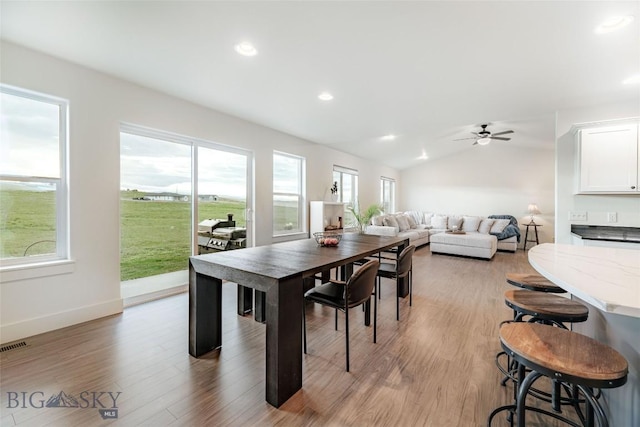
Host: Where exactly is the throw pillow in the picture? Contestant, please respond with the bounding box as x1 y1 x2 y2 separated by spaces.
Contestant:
383 215 399 229
431 215 448 229
462 216 481 232
423 212 434 226
490 218 511 234
372 215 385 226
478 218 495 234
406 215 418 229
396 214 410 231
448 215 463 229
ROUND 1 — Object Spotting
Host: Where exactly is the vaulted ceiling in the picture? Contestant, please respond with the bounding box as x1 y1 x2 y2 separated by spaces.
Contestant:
2 1 639 169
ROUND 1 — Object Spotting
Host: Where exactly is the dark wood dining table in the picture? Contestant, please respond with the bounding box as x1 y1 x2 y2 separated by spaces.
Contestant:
188 233 409 407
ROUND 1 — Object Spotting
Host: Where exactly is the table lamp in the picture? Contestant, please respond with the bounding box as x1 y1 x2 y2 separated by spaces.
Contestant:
527 203 541 225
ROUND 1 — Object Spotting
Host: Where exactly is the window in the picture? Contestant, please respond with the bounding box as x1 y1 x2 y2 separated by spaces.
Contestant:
381 177 396 213
333 165 358 227
120 124 251 284
0 85 68 266
273 152 305 236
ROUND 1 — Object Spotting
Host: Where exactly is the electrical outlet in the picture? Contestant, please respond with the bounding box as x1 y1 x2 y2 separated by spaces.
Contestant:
607 212 617 223
569 211 587 221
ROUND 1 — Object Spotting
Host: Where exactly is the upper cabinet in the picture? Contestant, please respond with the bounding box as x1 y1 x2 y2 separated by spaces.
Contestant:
573 121 639 194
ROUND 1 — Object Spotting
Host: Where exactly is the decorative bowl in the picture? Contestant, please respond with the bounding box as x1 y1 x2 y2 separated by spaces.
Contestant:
313 232 343 247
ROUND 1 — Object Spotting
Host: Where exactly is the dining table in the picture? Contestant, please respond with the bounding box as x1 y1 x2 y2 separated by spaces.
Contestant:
188 232 409 408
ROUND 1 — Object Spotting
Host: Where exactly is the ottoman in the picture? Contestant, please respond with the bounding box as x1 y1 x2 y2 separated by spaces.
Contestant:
430 232 497 259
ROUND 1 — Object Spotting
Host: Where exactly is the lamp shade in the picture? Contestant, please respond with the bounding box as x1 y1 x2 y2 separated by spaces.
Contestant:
528 204 541 215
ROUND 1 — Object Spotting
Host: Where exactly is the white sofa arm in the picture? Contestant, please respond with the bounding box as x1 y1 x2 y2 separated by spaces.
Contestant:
365 225 399 237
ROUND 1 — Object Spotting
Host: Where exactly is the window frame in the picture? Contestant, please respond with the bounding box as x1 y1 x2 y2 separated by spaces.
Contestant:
272 151 306 237
0 84 69 268
380 176 396 214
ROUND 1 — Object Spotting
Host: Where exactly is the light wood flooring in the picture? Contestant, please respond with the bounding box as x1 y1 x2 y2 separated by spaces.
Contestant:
1 247 580 426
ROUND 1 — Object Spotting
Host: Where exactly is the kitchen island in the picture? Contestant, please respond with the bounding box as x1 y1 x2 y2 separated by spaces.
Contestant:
528 243 639 426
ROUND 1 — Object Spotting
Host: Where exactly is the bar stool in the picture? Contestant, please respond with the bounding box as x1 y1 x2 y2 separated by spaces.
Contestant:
506 273 565 293
503 289 589 327
488 322 628 427
497 290 590 408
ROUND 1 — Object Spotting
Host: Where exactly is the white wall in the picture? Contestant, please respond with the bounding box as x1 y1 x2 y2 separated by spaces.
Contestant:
555 99 640 244
0 41 399 343
400 144 555 245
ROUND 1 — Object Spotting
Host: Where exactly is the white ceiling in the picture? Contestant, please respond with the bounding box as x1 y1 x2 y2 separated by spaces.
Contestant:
2 1 639 169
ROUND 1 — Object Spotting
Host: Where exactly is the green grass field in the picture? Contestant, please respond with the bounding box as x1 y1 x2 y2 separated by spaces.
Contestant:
2 189 302 282
120 192 246 281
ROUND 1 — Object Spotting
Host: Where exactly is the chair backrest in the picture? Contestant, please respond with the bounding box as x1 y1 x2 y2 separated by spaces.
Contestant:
346 260 380 308
396 245 416 279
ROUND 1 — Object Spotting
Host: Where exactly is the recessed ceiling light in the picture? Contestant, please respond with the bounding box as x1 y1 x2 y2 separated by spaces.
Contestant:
318 92 334 101
622 74 640 85
380 134 397 141
595 15 635 34
234 41 257 57
416 151 428 160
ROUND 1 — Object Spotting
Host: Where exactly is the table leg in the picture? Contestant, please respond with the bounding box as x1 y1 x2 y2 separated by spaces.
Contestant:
237 284 253 315
189 262 222 357
524 226 530 251
255 290 266 323
265 276 303 407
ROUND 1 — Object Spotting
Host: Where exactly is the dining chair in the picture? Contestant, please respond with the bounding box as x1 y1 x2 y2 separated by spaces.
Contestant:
376 244 415 321
303 259 380 372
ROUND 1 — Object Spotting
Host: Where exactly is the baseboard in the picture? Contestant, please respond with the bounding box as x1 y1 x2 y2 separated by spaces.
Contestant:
0 298 123 345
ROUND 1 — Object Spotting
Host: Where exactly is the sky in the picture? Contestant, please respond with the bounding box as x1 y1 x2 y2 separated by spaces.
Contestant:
2 90 300 199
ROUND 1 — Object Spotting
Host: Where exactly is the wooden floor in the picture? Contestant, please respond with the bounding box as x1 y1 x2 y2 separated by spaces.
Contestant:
1 247 579 426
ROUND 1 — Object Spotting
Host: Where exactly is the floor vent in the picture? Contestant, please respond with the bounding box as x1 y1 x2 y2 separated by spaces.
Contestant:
0 341 28 353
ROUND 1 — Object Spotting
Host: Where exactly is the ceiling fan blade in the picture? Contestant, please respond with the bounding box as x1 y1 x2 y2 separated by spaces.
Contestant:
491 130 514 136
491 136 511 141
453 137 476 141
472 141 478 146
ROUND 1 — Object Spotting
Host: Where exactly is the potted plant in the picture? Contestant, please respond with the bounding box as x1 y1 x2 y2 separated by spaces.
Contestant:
330 181 338 201
347 203 383 234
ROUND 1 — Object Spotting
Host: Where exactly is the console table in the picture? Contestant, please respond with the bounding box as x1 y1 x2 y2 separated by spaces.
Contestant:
188 233 409 407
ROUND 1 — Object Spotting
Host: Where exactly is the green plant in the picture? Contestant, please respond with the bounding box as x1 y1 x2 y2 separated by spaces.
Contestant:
347 203 383 233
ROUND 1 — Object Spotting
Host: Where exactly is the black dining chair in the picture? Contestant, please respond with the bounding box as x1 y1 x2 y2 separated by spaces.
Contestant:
376 245 415 321
303 259 380 372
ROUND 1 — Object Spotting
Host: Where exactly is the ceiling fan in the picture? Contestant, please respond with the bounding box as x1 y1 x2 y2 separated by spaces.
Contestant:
455 124 514 145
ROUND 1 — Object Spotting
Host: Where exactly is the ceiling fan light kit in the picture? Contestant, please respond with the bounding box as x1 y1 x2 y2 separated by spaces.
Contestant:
456 123 514 146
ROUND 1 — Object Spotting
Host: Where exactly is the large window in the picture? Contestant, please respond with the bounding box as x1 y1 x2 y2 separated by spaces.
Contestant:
273 151 305 236
0 85 68 266
120 125 251 283
381 176 396 213
333 165 358 227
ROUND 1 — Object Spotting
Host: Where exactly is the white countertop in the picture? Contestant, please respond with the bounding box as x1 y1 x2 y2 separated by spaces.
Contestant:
528 243 640 318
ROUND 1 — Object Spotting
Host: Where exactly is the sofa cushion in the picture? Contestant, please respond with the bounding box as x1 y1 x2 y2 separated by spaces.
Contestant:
478 218 495 234
431 215 448 229
396 214 410 231
405 210 424 225
383 215 399 228
462 216 481 232
490 218 511 234
372 215 385 226
406 215 418 229
423 212 434 226
448 215 464 229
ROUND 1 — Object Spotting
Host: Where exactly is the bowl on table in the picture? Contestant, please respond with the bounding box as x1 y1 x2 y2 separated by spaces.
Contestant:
313 232 343 247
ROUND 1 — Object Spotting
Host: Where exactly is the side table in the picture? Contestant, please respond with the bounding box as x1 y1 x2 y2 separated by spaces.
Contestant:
523 222 542 251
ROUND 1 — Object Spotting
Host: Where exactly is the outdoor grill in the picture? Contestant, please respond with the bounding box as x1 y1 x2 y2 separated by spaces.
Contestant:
197 213 247 254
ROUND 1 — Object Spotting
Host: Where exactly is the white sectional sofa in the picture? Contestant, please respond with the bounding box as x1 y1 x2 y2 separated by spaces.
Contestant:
365 211 520 259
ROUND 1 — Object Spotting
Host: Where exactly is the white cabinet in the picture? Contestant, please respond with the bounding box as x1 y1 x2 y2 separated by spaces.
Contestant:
575 122 639 193
309 201 345 235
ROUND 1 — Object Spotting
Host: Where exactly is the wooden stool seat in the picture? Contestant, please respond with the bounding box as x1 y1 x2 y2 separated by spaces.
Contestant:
500 322 628 387
488 322 628 426
504 290 588 324
506 273 565 293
